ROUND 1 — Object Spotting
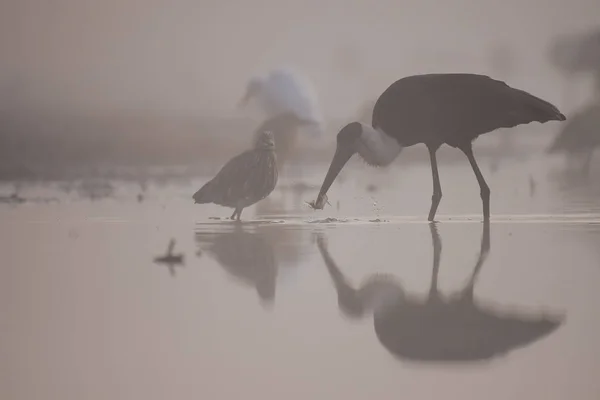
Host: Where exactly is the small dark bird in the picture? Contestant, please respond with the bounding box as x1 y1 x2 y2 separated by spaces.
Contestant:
193 130 278 221
153 239 185 277
311 73 566 221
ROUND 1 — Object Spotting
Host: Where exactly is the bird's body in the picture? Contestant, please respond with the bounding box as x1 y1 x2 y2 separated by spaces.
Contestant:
240 69 324 185
251 112 314 169
312 73 566 221
240 69 323 131
372 74 564 149
193 130 278 221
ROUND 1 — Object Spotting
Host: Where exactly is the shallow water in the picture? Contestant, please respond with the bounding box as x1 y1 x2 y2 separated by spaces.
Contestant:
2 156 600 399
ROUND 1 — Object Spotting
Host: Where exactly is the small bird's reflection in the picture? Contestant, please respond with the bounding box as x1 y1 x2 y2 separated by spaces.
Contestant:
196 223 308 307
153 239 185 277
196 225 278 306
316 223 564 363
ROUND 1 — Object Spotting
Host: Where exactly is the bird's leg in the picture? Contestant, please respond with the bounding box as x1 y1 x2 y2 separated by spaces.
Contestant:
461 220 491 301
427 145 443 222
230 209 237 220
236 208 243 221
460 143 491 222
427 223 442 303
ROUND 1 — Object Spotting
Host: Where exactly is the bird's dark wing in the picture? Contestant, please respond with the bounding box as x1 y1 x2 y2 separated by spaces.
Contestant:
373 74 565 147
200 149 277 206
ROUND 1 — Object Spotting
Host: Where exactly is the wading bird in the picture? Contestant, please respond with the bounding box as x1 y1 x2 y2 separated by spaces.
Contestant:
239 69 323 133
193 130 278 221
239 68 324 178
310 73 566 221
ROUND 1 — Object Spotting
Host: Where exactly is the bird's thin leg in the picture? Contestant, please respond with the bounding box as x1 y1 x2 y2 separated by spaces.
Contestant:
230 209 237 220
461 220 491 300
427 145 443 222
236 208 243 221
427 223 442 303
460 143 491 222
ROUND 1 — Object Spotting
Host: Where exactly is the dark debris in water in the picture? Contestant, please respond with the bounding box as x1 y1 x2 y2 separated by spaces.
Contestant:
309 217 348 224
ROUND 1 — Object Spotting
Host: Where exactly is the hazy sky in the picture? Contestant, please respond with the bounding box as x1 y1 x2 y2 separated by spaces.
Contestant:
1 0 599 119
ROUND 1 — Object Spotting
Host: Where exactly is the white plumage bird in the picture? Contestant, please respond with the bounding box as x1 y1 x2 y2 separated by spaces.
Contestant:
238 68 324 137
238 68 325 189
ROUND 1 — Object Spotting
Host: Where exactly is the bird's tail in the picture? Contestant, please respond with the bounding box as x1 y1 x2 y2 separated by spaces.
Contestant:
515 89 567 123
192 181 213 204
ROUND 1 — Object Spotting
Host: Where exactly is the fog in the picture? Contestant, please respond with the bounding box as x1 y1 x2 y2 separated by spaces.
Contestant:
1 0 598 119
4 3 600 400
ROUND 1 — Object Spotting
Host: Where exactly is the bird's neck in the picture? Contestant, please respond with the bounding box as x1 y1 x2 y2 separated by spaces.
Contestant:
356 124 403 167
359 276 405 313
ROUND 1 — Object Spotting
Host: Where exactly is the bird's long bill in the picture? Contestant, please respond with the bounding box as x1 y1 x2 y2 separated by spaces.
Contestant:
317 145 354 202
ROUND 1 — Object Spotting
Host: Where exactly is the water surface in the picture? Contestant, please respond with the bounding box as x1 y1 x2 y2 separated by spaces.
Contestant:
2 157 600 399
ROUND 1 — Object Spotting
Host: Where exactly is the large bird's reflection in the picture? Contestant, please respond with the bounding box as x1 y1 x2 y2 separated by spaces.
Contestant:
196 223 308 307
317 223 564 363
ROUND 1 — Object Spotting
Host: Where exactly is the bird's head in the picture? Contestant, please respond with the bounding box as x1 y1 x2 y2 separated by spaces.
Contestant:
238 77 264 108
315 122 362 205
254 130 276 151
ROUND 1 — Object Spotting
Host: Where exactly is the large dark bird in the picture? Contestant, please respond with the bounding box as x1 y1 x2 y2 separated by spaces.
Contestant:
193 130 278 221
310 73 566 221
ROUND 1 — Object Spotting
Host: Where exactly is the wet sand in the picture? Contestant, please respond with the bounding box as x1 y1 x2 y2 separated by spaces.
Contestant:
1 156 600 400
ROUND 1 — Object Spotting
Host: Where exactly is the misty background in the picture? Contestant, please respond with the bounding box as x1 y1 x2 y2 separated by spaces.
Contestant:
0 0 598 179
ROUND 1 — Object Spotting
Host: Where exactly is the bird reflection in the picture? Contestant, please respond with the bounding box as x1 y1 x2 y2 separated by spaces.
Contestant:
196 223 308 307
316 223 563 363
